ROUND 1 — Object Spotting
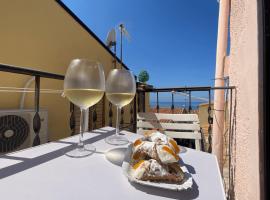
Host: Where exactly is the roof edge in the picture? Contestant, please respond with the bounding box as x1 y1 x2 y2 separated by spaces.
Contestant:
55 0 129 70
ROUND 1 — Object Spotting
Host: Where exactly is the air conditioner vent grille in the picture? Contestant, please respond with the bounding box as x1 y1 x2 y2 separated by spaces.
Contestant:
0 115 29 152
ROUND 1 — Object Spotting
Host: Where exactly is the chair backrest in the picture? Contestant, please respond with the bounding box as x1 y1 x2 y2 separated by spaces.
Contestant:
137 112 202 150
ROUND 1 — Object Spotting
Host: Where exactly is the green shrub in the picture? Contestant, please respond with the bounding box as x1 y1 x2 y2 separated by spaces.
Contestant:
138 70 149 83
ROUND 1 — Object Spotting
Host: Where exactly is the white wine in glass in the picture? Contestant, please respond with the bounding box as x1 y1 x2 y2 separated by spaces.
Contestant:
105 69 136 145
106 92 135 108
64 89 104 109
64 59 105 158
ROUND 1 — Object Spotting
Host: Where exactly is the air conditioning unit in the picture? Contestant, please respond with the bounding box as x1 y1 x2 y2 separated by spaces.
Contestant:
0 109 48 154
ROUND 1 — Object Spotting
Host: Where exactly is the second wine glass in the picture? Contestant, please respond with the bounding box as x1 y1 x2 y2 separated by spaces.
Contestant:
105 69 136 145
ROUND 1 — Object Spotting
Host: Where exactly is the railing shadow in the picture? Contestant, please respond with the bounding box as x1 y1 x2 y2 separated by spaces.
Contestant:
0 129 115 179
179 158 196 174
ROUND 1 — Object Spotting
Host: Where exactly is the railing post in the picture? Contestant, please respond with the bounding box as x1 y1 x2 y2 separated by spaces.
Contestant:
143 92 146 112
156 92 159 113
137 91 145 114
130 99 134 131
133 78 138 132
109 102 113 127
228 88 233 197
188 91 192 113
33 76 41 146
137 92 141 112
182 89 187 114
102 96 105 127
133 93 137 132
120 107 124 127
208 90 213 153
93 105 97 130
171 91 175 113
69 103 75 135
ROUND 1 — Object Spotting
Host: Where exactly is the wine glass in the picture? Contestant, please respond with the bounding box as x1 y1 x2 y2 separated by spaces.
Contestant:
64 59 105 157
105 69 136 145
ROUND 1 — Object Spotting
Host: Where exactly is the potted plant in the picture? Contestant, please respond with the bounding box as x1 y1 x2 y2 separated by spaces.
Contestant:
138 70 149 84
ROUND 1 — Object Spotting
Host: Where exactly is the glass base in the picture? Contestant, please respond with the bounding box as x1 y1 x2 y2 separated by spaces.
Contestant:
66 144 96 158
105 135 129 145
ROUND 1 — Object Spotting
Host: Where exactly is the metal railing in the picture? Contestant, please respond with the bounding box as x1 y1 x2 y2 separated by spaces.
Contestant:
0 63 70 147
0 63 235 151
135 85 234 152
0 63 138 146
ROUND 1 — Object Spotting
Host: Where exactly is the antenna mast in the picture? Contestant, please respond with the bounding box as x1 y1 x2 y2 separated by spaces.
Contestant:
119 24 124 68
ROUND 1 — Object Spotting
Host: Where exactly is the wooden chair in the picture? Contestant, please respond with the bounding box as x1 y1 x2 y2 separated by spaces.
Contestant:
137 112 202 150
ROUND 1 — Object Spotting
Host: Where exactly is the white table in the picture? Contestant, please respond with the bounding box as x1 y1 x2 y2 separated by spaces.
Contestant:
0 127 225 200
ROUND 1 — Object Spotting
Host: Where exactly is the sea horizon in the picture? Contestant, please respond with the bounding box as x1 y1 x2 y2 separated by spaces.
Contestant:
149 101 207 109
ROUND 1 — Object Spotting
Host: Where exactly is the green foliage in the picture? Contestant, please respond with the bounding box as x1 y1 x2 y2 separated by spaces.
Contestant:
138 70 149 83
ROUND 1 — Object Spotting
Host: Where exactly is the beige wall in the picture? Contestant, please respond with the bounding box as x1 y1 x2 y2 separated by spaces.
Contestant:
229 0 261 199
0 0 132 142
198 103 213 128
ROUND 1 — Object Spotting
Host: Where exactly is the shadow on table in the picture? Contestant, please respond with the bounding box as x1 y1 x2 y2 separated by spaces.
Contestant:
126 157 199 199
179 159 196 175
131 179 199 200
0 129 116 179
105 147 127 167
179 146 188 154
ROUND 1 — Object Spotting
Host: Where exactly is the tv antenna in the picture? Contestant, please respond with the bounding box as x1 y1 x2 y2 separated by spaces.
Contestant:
106 24 131 69
106 28 117 68
119 23 131 68
106 28 116 49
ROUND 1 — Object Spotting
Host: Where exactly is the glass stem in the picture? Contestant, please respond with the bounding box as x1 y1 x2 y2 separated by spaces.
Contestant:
116 106 120 136
78 108 85 149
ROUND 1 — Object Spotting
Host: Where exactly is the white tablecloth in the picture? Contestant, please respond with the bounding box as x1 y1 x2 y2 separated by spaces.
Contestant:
0 127 225 200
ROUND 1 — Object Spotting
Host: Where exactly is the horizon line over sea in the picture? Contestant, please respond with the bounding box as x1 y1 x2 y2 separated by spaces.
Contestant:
149 101 209 109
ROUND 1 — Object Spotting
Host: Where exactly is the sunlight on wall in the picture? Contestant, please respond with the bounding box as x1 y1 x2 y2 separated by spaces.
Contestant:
0 0 135 142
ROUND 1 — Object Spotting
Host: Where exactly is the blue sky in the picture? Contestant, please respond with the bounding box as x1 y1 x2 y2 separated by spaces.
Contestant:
62 0 219 102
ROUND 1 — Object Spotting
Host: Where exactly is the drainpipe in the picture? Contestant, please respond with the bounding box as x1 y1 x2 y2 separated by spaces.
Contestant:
212 0 230 169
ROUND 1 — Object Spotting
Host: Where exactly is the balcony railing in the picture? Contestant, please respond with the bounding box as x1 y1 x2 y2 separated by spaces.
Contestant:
0 63 138 145
0 63 235 151
0 63 65 147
